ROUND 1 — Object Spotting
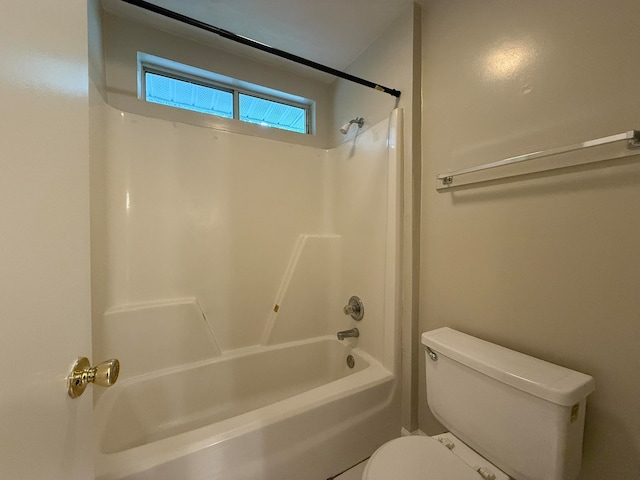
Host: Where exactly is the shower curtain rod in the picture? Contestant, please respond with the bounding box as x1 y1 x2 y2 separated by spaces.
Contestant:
121 0 402 98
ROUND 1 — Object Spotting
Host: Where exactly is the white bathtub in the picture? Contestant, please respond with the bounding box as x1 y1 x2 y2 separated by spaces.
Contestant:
95 336 397 480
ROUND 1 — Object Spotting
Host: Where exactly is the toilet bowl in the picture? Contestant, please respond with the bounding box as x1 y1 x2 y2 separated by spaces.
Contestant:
362 433 509 480
363 327 595 480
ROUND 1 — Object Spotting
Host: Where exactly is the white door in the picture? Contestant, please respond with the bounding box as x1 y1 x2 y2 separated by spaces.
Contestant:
0 2 93 479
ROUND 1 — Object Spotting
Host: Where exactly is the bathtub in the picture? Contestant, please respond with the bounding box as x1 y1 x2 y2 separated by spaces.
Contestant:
95 336 398 480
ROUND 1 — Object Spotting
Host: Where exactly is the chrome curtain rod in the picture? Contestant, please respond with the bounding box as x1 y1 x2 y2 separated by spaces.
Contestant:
437 130 640 189
122 0 402 99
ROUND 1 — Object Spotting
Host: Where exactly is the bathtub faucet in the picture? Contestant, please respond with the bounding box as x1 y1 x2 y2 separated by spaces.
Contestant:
337 328 359 340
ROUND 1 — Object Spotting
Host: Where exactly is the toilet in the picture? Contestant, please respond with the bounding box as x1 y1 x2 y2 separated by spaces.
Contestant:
363 327 595 480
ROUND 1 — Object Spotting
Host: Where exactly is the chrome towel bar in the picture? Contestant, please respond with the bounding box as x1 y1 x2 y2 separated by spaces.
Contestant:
437 130 640 189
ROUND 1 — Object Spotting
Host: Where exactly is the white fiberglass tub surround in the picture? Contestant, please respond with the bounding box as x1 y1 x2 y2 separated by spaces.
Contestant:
101 337 369 453
93 108 402 479
95 337 395 480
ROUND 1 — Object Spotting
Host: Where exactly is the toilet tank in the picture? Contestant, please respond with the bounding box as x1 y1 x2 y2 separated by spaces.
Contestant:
422 328 595 480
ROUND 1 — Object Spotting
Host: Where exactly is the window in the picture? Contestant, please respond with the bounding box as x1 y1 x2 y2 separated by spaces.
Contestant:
139 54 312 134
238 93 306 134
145 72 233 118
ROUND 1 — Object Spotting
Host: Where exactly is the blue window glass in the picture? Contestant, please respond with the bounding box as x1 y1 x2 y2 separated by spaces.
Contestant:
145 72 233 119
239 93 307 134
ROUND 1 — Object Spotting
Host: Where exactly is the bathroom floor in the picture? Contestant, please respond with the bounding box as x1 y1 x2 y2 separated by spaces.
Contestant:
330 459 367 480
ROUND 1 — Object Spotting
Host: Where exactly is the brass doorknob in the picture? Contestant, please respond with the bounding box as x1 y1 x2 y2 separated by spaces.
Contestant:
67 357 120 398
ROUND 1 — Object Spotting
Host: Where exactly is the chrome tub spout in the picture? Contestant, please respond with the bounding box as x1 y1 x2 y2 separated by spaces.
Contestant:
337 328 359 340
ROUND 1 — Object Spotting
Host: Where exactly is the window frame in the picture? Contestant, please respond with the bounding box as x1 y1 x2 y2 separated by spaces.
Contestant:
138 55 312 135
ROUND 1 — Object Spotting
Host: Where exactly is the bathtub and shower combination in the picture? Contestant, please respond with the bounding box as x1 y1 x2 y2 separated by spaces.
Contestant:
94 109 403 480
95 337 396 479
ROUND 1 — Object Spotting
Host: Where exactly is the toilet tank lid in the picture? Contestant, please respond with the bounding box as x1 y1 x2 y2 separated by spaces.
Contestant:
422 328 595 406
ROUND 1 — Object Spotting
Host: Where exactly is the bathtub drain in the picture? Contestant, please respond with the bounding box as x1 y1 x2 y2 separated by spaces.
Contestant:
346 355 355 368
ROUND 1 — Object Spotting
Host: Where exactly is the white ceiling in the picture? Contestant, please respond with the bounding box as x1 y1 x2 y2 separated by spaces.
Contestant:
101 0 415 83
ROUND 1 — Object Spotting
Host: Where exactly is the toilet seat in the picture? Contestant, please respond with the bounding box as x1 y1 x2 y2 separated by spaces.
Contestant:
362 436 482 480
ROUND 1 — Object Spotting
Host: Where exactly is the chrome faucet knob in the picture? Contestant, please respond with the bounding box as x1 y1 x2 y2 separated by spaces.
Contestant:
343 296 364 321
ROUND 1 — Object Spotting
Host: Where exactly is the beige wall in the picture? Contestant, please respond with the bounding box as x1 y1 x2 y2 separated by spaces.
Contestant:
419 0 640 478
88 0 106 100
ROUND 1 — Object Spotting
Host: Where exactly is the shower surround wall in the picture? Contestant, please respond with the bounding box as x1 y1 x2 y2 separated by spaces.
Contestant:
93 104 396 379
97 107 326 355
91 101 401 479
331 3 421 431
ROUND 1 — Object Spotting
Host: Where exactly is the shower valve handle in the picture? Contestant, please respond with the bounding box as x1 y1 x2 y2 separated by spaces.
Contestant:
343 296 364 321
